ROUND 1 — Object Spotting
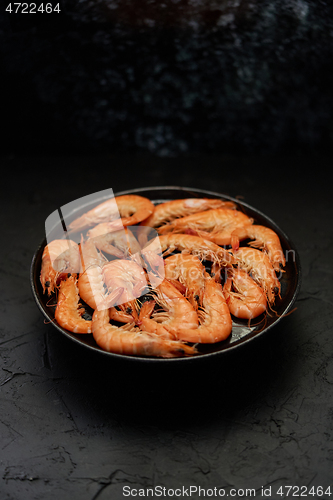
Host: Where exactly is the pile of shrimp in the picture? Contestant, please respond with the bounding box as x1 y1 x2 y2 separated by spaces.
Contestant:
40 194 286 358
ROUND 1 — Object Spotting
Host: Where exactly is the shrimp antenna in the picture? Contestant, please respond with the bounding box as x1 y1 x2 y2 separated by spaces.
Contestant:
43 317 58 325
46 296 57 308
274 307 297 319
247 311 267 331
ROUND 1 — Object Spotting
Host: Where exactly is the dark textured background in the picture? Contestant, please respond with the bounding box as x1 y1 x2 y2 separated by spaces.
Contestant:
1 1 333 499
2 0 333 157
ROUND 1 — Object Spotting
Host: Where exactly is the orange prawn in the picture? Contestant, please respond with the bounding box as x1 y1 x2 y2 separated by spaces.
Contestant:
91 308 197 358
140 198 236 229
231 224 285 271
87 225 141 258
233 247 280 304
166 273 232 344
163 253 206 309
102 259 149 306
78 238 112 310
68 194 155 233
223 268 267 319
138 279 199 338
143 233 236 267
157 208 252 246
54 276 92 334
40 239 80 295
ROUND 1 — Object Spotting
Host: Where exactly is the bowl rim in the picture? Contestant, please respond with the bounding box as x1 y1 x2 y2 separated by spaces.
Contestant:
30 185 302 364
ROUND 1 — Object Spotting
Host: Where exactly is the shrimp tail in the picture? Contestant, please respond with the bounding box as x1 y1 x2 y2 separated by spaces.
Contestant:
231 233 240 252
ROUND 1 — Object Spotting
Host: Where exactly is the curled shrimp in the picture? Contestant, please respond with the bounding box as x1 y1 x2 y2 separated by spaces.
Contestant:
78 238 110 310
141 198 236 229
40 239 80 295
231 224 285 271
102 259 149 305
138 279 199 338
68 194 155 233
87 225 141 258
143 233 237 267
166 273 232 344
54 276 92 334
233 247 280 304
158 208 252 244
163 253 206 309
91 308 197 358
223 268 267 319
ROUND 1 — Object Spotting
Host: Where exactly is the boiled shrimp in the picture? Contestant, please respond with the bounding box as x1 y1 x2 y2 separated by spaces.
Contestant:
102 259 149 306
143 233 236 267
231 224 285 271
138 279 199 338
40 239 80 295
91 308 197 358
223 268 267 319
87 225 141 258
54 276 92 333
158 209 252 244
140 198 236 229
166 273 232 343
78 238 111 310
163 253 206 309
68 194 155 233
233 247 280 304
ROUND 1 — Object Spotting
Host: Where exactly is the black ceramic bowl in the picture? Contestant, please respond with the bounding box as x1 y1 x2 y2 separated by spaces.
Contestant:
30 186 301 363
